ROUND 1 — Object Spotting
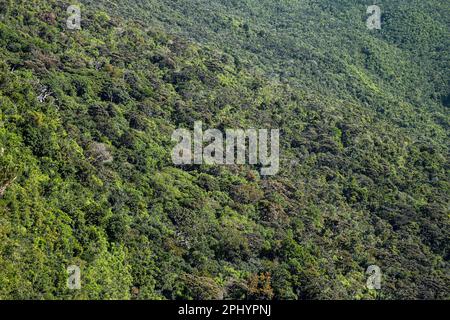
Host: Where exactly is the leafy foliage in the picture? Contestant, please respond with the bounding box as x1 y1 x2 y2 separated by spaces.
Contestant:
0 0 448 299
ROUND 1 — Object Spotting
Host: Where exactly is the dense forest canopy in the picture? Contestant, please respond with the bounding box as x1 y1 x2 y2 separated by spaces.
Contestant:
0 0 448 299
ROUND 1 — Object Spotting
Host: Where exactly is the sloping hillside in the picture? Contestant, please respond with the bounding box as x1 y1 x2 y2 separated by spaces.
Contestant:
0 0 448 299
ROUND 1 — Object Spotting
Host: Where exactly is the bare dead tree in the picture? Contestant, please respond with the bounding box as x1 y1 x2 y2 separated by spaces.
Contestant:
0 176 16 198
87 142 113 164
37 86 53 103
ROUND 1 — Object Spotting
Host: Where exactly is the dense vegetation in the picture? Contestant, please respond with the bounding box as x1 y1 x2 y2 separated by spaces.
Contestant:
0 0 448 299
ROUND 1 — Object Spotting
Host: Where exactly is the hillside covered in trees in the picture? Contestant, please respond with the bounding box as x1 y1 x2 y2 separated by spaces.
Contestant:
0 0 448 299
